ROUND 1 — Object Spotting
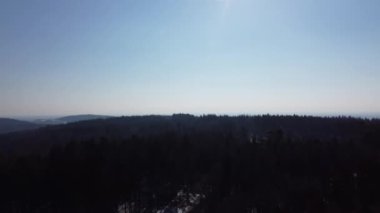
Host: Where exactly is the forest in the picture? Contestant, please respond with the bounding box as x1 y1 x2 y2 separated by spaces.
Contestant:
0 114 379 212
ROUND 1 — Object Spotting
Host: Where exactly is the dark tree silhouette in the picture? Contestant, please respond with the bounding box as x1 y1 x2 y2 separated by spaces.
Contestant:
0 115 379 212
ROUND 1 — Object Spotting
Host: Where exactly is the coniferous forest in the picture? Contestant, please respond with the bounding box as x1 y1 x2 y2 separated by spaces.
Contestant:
0 114 379 213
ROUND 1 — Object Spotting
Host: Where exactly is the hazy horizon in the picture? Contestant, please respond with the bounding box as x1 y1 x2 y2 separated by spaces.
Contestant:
5 112 380 121
1 0 379 117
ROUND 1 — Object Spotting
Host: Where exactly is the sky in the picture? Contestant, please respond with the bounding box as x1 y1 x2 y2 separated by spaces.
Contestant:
0 0 379 117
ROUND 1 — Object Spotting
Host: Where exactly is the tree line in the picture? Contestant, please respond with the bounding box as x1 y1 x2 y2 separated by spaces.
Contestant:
0 115 379 212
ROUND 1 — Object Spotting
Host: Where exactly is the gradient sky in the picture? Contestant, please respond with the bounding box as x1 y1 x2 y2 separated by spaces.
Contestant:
1 0 379 117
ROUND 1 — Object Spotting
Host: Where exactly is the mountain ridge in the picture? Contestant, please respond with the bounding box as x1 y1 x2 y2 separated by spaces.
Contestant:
0 118 42 134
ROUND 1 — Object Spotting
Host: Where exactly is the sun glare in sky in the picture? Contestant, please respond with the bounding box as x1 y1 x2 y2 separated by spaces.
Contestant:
0 0 379 117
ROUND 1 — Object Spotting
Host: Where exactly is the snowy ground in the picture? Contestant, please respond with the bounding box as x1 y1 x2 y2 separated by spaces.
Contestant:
118 190 205 213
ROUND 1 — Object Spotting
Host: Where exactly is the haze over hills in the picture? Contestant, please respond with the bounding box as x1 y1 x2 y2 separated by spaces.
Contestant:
0 114 114 135
1 112 378 136
31 114 113 125
57 114 113 123
0 118 42 134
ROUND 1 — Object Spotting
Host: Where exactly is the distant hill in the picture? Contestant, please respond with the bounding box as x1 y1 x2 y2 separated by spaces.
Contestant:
0 114 379 155
0 118 41 134
32 114 113 125
57 114 113 123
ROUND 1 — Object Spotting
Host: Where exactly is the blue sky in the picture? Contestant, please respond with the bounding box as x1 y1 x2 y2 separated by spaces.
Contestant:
1 0 379 117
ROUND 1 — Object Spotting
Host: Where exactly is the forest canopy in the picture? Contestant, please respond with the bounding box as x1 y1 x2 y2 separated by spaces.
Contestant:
0 115 379 212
